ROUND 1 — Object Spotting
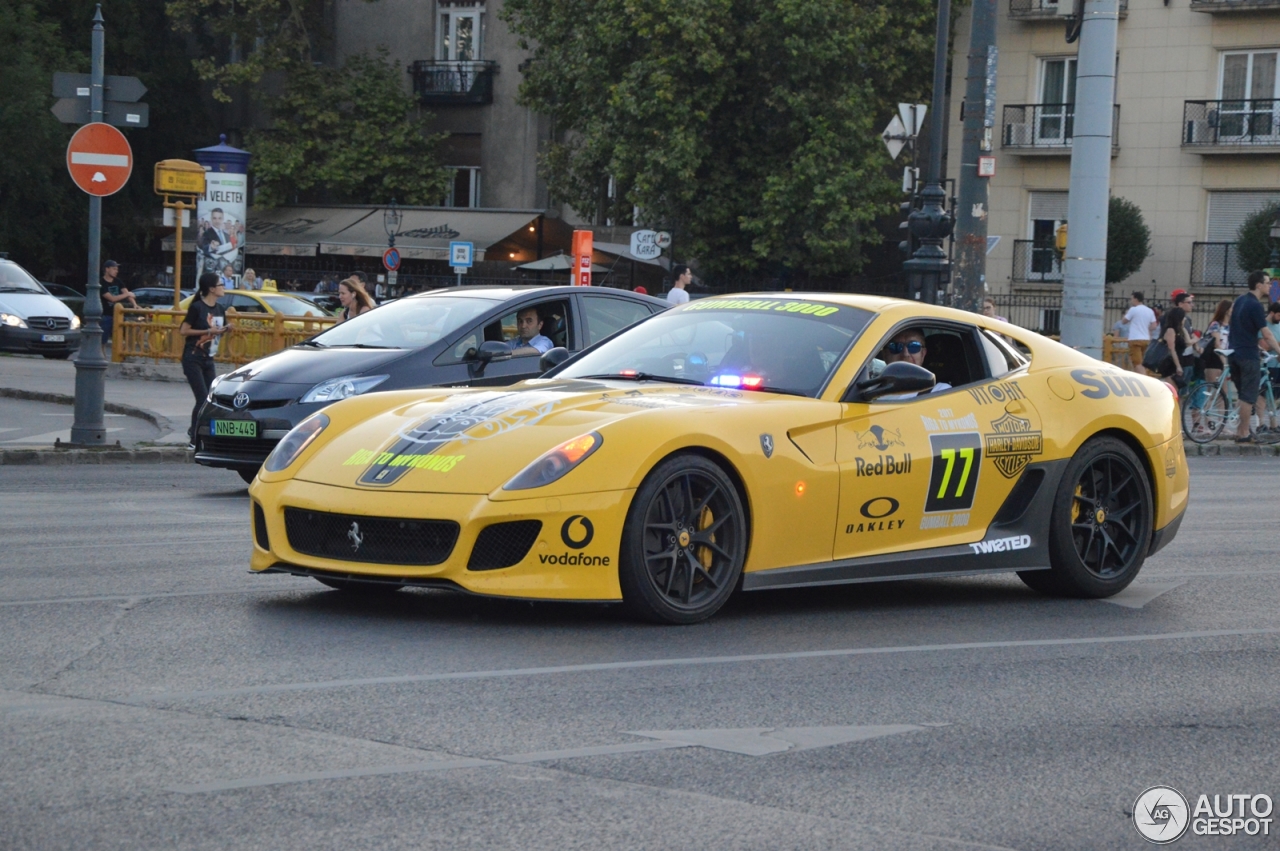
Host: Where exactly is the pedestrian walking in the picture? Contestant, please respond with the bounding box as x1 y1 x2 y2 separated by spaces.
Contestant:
335 276 375 323
179 272 230 447
1197 298 1232 386
981 297 1007 323
1155 299 1191 387
666 264 692 305
98 260 137 346
220 263 237 290
1122 290 1156 373
1228 270 1280 443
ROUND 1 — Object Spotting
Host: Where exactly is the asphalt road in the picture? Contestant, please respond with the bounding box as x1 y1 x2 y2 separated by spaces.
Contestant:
1 459 1277 850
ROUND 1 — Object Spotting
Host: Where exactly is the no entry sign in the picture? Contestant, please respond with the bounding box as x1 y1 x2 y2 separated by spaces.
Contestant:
66 123 133 196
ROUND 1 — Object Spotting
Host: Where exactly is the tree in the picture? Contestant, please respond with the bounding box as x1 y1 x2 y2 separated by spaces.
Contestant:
1106 196 1151 285
247 53 450 207
501 0 951 280
1236 201 1280 273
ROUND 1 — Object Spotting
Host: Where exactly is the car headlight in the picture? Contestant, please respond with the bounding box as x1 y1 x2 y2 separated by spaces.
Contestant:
299 374 389 404
69 315 81 330
0 313 27 328
503 432 603 491
263 413 329 473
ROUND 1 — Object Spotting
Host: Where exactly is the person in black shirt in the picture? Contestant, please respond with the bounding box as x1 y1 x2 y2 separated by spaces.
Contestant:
99 260 137 344
1156 303 1191 385
1228 270 1280 442
180 272 230 447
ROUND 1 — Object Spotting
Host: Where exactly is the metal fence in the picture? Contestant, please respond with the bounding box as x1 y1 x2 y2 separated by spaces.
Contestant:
409 60 497 106
111 305 337 365
1183 99 1280 147
1002 104 1120 150
1189 0 1280 11
1190 242 1248 287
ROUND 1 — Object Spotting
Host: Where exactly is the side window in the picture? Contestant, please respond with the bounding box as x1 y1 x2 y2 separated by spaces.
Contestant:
481 299 572 356
980 329 1027 377
450 329 480 361
864 323 989 401
232 295 266 313
582 296 653 346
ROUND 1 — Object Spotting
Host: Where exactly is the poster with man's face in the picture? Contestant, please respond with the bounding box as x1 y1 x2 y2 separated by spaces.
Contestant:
195 171 248 280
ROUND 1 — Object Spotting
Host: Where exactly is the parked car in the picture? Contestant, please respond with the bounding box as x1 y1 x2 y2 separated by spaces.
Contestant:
131 287 194 309
196 285 669 482
0 260 81 359
290 292 342 315
178 290 332 320
40 283 85 317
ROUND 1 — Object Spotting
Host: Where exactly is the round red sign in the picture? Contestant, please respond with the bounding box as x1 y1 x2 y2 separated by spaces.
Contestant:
66 123 133 197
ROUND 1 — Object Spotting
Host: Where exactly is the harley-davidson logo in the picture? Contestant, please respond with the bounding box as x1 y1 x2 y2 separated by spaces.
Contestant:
984 413 1043 479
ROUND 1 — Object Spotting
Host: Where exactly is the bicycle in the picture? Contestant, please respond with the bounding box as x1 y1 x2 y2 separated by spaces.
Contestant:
1181 350 1235 443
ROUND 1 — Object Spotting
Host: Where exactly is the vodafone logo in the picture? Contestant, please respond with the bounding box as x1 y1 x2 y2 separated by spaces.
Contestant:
560 515 594 549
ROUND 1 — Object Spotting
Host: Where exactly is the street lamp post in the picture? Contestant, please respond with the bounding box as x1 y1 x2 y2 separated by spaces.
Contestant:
904 0 955 305
1269 215 1280 268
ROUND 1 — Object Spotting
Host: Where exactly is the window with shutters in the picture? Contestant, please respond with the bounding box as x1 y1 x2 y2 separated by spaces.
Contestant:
1206 191 1280 241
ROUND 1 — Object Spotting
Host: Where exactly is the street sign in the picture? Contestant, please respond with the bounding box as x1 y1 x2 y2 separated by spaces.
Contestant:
66 123 132 197
902 166 920 194
629 229 662 260
383 247 401 271
898 103 927 136
881 114 908 161
655 231 672 249
449 241 474 268
452 266 468 275
977 156 996 177
52 72 147 102
572 229 593 286
52 98 149 128
154 159 206 196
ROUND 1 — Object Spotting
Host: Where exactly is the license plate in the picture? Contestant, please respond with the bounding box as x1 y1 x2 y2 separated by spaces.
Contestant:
211 419 258 438
41 334 65 342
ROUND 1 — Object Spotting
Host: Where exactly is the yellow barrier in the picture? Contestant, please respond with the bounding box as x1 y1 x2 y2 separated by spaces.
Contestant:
111 304 338 365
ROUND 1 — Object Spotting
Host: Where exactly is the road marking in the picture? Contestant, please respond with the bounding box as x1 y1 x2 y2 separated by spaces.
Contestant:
133 627 1280 703
0 586 291 607
1099 581 1187 609
167 725 936 794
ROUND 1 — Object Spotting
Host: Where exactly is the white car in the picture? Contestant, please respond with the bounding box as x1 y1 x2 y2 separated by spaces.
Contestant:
0 260 82 359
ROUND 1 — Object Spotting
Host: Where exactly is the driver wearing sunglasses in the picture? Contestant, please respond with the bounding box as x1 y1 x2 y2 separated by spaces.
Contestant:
877 328 952 397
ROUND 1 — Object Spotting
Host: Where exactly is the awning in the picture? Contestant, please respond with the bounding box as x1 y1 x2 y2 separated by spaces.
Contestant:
517 253 610 273
321 208 542 261
161 206 377 257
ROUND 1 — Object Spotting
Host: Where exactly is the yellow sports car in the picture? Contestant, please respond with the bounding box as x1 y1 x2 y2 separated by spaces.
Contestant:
249 294 1189 624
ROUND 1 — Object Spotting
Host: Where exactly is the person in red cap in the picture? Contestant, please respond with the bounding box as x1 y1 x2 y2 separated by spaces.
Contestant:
633 285 648 295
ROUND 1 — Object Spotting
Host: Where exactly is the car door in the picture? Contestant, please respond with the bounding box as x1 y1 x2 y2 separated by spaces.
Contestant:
833 320 1042 561
579 293 658 347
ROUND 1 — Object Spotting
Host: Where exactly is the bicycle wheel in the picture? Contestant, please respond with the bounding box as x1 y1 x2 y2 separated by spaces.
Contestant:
1182 382 1227 443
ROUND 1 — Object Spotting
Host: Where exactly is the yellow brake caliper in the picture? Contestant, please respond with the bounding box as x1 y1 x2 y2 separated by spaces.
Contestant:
695 506 715 572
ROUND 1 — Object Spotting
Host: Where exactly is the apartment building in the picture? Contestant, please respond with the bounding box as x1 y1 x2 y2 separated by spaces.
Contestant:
947 0 1280 297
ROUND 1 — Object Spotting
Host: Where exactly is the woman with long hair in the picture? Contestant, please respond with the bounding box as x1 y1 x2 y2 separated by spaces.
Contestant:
1199 298 1232 386
179 272 230 447
335 276 375 323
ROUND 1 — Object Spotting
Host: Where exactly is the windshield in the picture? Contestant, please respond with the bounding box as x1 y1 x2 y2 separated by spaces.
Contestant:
260 294 327 316
0 262 45 293
557 298 874 397
310 295 498 349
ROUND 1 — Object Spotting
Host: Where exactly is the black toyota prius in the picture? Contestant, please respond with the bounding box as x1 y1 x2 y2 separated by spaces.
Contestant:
194 285 668 482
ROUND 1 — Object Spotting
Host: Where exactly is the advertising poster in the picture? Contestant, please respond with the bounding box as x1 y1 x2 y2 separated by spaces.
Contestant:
195 170 248 280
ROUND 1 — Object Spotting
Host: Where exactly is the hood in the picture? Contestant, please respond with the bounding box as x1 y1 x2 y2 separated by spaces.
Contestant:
0 292 75 319
219 345 413 391
293 380 762 494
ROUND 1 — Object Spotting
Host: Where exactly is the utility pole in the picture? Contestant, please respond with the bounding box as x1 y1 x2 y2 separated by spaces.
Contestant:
1060 0 1119 358
952 0 998 315
70 7 108 446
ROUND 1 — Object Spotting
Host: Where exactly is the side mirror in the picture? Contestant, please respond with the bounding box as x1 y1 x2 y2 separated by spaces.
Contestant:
847 361 936 402
539 347 570 373
472 340 512 364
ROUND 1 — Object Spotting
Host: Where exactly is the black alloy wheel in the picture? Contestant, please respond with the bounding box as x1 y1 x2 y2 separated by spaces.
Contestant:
619 454 747 624
1019 436 1152 598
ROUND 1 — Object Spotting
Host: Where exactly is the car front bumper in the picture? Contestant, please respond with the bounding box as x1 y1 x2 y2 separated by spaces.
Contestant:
248 477 633 601
0 326 81 355
194 398 325 471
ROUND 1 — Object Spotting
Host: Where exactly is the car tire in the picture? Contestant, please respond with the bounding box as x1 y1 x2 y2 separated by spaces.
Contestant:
237 469 257 485
42 352 72 360
619 453 748 624
1018 436 1152 598
314 576 404 594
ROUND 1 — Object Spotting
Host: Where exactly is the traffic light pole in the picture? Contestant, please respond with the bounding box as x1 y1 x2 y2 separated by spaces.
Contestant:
1060 0 1119 359
952 0 998 315
71 5 107 446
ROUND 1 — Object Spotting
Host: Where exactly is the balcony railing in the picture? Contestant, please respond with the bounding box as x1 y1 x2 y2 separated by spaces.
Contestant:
1183 99 1280 148
1191 0 1280 12
1002 104 1120 152
1012 239 1063 284
409 60 497 106
1011 0 1127 18
1191 242 1249 287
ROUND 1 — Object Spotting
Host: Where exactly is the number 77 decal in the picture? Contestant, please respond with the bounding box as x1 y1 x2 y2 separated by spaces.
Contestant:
925 433 983 513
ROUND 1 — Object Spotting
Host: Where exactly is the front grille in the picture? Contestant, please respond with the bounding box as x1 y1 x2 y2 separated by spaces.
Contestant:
200 435 276 459
253 502 270 550
468 520 542 571
284 508 459 565
28 316 71 331
212 392 291 411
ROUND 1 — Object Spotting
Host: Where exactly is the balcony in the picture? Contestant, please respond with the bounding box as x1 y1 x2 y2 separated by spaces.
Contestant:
1191 242 1249 287
1002 104 1120 155
1183 100 1280 153
1012 239 1063 284
1010 0 1126 19
1191 0 1280 12
409 60 497 106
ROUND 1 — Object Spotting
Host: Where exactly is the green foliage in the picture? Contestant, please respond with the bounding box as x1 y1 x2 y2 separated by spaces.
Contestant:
502 0 952 279
1236 201 1280 273
1106 196 1151 285
246 53 450 207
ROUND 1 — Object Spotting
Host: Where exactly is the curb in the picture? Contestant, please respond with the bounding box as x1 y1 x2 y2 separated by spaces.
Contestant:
0 446 193 465
1182 440 1280 456
0 386 175 434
